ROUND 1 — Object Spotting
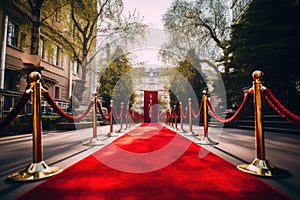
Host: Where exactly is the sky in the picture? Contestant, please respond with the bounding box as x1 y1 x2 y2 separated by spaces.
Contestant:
122 0 174 67
123 0 173 29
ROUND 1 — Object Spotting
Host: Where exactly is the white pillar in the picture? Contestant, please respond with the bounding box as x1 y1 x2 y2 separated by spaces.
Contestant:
0 15 8 90
69 62 73 98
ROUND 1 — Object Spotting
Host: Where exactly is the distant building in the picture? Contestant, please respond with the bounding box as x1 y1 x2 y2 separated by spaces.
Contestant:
133 68 170 114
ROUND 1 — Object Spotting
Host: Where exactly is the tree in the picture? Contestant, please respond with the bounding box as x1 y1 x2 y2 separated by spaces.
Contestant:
41 0 146 101
228 0 300 110
160 48 207 108
7 0 146 101
162 0 231 70
97 47 133 108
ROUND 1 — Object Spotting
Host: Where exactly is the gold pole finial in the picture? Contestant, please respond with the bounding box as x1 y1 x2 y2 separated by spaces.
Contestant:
29 71 41 83
252 70 264 81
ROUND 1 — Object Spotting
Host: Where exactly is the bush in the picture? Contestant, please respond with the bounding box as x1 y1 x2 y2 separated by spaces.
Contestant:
41 115 62 130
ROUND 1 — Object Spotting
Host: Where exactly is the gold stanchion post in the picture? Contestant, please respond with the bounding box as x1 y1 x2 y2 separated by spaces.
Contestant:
178 102 185 132
185 98 194 135
237 70 286 177
125 105 129 130
116 102 124 133
106 100 114 137
8 71 63 181
84 92 103 146
173 105 178 130
171 105 174 128
198 90 218 145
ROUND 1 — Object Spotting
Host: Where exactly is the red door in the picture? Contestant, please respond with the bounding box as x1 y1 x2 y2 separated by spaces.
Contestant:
144 91 158 123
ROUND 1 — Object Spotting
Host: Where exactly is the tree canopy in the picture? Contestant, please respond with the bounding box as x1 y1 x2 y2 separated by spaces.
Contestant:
97 47 133 108
162 0 231 69
6 0 147 101
228 0 300 110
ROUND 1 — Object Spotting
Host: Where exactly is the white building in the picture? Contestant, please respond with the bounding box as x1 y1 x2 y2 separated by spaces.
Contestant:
133 68 170 114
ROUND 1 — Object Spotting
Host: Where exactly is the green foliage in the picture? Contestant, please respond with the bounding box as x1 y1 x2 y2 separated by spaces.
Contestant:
41 115 62 129
162 57 207 107
228 0 300 110
161 0 231 67
98 50 133 108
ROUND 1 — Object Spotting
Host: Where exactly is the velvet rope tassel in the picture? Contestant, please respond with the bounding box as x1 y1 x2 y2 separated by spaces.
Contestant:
42 91 93 122
206 91 252 124
262 88 300 124
0 92 31 131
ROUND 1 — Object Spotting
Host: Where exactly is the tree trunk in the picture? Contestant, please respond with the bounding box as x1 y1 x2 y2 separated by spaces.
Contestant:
30 8 40 55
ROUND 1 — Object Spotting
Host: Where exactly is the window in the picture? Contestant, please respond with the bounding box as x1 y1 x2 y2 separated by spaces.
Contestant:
52 44 60 66
60 50 64 67
8 21 19 47
55 86 60 99
39 37 45 59
5 70 20 91
73 60 80 75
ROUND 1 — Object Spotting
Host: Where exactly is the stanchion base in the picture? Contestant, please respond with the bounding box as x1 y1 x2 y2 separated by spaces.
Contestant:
237 158 286 177
7 161 63 181
115 129 124 133
83 137 104 146
172 127 179 131
105 132 118 137
184 131 194 136
177 129 186 133
197 137 218 145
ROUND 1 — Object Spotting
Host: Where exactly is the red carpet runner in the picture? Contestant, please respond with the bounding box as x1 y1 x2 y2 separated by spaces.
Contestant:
19 123 289 200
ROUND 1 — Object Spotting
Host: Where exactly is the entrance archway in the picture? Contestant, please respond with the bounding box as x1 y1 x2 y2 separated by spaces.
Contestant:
144 91 158 123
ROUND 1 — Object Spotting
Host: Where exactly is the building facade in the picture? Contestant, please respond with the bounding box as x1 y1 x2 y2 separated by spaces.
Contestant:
0 2 81 121
133 68 170 114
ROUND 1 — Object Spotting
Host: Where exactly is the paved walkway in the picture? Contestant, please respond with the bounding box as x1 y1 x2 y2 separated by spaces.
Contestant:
0 123 299 199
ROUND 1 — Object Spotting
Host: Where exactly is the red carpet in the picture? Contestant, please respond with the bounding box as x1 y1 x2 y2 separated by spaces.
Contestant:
19 123 289 200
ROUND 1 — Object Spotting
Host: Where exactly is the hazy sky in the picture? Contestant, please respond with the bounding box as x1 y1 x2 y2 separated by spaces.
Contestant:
123 0 173 28
121 0 174 67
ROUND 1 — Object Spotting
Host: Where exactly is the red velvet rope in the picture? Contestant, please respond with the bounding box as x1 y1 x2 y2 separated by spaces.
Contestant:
165 110 171 124
175 109 179 119
42 91 93 121
262 88 300 124
192 101 203 118
113 107 122 120
96 99 110 120
0 92 31 131
159 110 168 122
207 91 252 124
172 108 179 119
181 106 187 119
125 107 129 119
171 110 175 119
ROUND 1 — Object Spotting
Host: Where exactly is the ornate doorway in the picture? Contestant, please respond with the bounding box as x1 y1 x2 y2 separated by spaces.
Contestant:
144 91 158 123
